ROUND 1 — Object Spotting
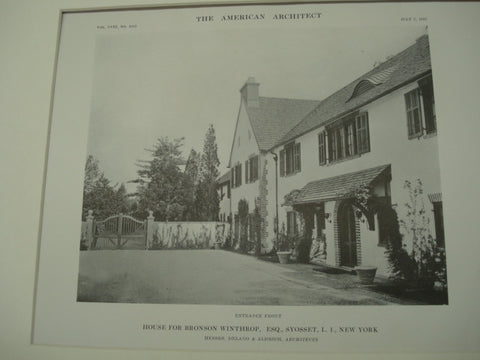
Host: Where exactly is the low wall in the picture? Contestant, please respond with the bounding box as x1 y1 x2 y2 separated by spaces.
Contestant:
149 222 230 250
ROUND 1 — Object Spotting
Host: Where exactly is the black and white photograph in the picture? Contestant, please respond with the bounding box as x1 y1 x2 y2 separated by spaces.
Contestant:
77 22 447 306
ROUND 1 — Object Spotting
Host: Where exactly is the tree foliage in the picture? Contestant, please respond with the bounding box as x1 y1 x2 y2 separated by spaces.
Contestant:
183 149 201 220
386 179 447 289
81 155 128 220
195 124 220 221
133 137 192 221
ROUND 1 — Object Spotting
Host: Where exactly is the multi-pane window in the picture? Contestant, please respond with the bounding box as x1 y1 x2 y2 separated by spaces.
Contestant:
294 143 301 173
419 76 436 134
279 142 301 177
405 89 423 138
327 112 370 162
346 123 355 156
245 155 259 183
231 163 242 188
405 76 437 138
356 112 370 153
285 143 294 175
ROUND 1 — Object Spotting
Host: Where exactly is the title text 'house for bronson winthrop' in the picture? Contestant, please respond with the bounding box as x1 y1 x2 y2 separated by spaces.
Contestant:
223 34 444 277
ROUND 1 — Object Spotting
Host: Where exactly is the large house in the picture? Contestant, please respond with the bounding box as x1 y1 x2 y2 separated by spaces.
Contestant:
225 34 444 277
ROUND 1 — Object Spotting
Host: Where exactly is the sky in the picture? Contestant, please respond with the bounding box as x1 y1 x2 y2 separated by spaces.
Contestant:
87 25 427 193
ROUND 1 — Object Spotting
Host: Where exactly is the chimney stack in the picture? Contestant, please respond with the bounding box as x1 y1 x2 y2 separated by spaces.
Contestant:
240 77 260 108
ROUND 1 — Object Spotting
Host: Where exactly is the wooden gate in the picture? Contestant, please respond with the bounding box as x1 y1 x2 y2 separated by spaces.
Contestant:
92 214 147 250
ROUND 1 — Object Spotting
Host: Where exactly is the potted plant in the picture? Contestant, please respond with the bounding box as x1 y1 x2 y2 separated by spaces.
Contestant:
354 265 377 285
276 228 295 264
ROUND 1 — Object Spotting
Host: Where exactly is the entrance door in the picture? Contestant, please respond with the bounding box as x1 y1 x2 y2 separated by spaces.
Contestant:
338 203 358 267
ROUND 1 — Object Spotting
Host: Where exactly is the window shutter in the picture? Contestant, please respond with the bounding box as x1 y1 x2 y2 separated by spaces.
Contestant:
364 113 370 152
231 167 235 188
419 77 436 134
318 132 326 165
295 143 301 172
238 164 242 186
253 156 258 181
279 149 285 177
356 112 370 154
405 89 423 138
245 160 249 183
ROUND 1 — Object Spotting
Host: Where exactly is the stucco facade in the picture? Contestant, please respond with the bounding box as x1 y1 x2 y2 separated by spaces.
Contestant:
223 35 445 276
268 81 442 276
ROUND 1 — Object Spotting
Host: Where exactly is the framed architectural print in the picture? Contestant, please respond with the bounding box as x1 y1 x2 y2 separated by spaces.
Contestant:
32 0 480 354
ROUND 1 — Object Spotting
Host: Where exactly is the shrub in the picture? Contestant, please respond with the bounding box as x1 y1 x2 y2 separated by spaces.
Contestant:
386 179 447 289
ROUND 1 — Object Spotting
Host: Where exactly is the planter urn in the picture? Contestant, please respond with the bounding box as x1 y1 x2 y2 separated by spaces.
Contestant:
277 251 291 264
214 242 222 250
354 266 377 285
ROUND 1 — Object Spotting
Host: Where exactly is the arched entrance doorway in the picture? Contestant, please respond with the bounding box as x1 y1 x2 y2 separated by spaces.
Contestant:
337 201 358 267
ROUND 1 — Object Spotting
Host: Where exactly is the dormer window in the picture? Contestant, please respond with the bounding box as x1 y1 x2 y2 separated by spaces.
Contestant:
348 65 398 101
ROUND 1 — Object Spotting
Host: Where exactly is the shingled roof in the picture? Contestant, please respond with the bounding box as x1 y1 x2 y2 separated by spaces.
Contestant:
246 97 320 151
293 164 391 205
278 34 432 147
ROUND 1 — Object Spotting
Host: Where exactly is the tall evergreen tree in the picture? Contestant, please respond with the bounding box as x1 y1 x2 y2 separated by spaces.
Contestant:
133 137 191 221
184 149 201 220
196 125 220 221
82 155 129 220
83 155 101 194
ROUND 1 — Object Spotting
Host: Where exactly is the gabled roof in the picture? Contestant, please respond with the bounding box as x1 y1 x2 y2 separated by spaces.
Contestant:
293 164 391 205
246 97 320 151
278 34 432 147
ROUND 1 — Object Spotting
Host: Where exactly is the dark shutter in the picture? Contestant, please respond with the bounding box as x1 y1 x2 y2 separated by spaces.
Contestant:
419 76 436 134
253 156 258 181
245 160 249 183
318 132 326 165
356 112 370 154
238 164 242 186
433 202 445 248
279 149 285 177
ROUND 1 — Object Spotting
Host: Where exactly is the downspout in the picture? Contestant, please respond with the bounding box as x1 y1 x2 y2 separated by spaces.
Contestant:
270 151 279 251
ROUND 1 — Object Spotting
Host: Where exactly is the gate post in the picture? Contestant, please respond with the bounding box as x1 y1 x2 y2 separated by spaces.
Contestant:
86 210 94 250
146 211 155 249
117 213 123 248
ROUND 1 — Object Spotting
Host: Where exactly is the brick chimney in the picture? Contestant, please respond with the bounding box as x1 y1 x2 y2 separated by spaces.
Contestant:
240 77 260 108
